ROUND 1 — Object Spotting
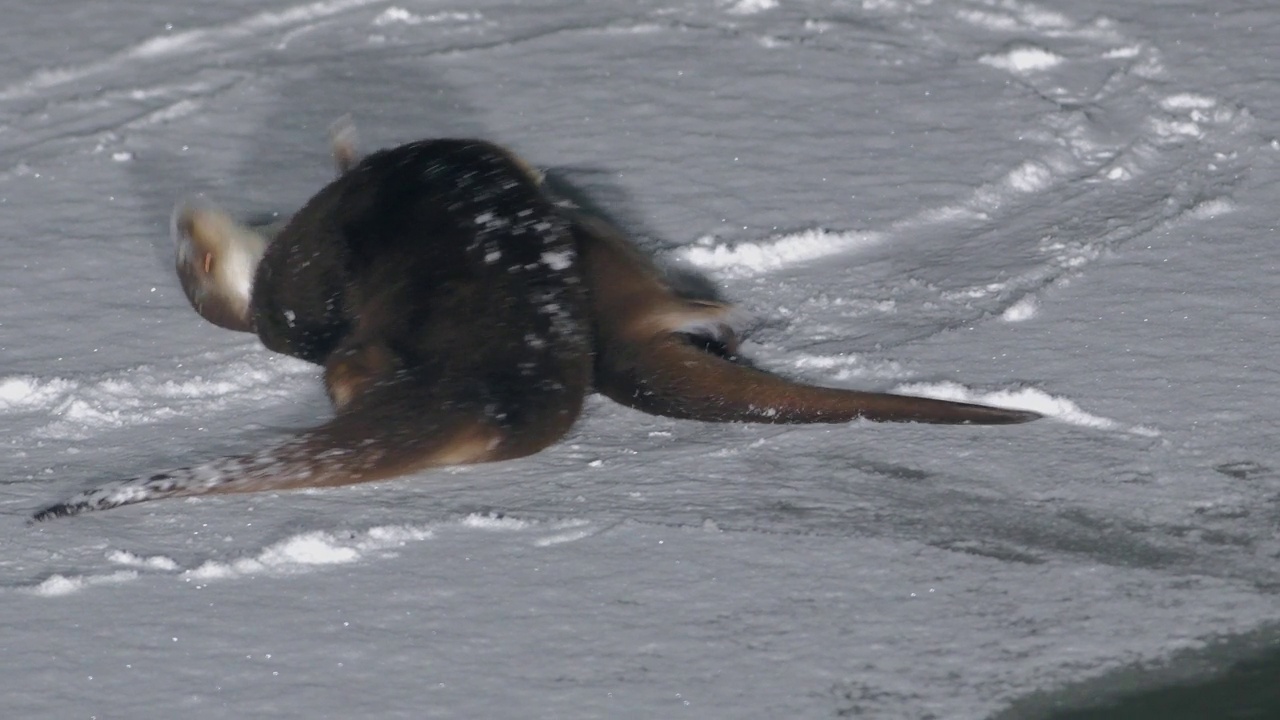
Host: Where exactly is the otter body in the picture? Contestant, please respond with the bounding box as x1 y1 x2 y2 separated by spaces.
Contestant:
33 133 1037 521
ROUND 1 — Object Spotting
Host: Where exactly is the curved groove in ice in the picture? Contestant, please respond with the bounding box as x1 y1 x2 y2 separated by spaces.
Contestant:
676 0 1253 313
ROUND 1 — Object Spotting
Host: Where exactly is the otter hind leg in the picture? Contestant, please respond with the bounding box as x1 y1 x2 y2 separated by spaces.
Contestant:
656 298 744 356
323 340 402 411
30 414 501 522
172 201 268 332
32 368 586 521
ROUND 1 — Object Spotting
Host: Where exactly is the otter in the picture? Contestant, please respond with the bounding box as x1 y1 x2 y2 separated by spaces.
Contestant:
32 128 1038 521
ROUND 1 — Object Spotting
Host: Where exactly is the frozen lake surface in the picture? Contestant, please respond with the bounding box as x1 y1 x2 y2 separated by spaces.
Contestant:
2 1 1277 717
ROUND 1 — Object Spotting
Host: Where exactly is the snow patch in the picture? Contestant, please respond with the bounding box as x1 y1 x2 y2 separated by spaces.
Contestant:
956 3 1071 34
1001 295 1040 322
461 513 531 531
0 376 77 411
722 0 778 15
791 354 906 381
458 514 600 547
1160 93 1217 111
1018 6 1072 30
373 7 482 26
1186 197 1234 219
914 204 989 224
598 22 665 35
245 0 389 31
1006 160 1055 193
132 31 206 58
188 525 433 580
107 550 181 571
534 520 596 547
1102 45 1141 59
677 228 882 277
1149 116 1203 140
24 525 437 595
1105 164 1132 181
29 571 139 598
535 529 594 547
374 7 422 25
891 382 1134 432
979 45 1064 73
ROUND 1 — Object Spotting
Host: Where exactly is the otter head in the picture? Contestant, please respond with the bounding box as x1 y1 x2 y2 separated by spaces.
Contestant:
172 200 271 333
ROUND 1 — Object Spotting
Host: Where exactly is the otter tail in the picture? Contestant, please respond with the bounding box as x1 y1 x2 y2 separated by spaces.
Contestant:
596 334 1041 425
32 373 581 521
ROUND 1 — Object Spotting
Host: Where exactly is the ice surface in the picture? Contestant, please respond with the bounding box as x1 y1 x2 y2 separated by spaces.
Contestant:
3 0 1279 718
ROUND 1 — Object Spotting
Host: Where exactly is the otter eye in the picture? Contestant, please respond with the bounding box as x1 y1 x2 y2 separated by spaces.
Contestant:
203 253 214 274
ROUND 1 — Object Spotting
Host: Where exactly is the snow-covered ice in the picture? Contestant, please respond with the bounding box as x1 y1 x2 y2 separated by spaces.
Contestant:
3 0 1278 717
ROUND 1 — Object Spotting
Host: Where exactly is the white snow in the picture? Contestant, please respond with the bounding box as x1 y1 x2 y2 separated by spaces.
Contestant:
1001 295 1039 322
4 0 1280 718
979 44 1065 73
892 381 1126 432
679 228 883 277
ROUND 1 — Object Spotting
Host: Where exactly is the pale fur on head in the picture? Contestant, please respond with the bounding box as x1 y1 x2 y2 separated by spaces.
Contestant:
172 199 269 332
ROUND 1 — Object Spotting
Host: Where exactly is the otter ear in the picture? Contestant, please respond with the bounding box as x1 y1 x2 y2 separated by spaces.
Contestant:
329 115 361 174
172 199 268 333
